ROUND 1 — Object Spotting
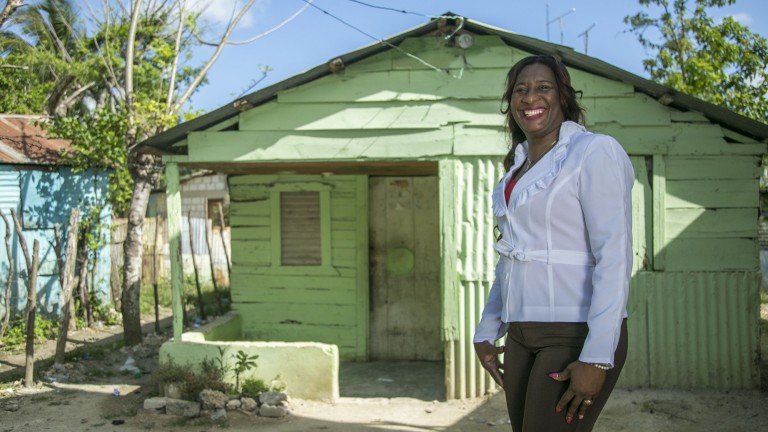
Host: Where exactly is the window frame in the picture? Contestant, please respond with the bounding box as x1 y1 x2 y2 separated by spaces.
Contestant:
268 182 335 276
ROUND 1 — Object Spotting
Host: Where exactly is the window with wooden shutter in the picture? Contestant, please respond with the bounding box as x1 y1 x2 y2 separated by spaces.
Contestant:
280 191 321 265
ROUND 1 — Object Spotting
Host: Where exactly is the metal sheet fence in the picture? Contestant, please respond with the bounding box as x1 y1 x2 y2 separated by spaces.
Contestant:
111 217 231 291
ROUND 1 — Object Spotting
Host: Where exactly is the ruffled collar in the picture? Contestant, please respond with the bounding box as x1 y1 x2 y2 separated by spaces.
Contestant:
492 121 585 216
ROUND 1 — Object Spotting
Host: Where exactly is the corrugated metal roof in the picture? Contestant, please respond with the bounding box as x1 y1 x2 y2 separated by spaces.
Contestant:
0 115 71 165
138 14 768 155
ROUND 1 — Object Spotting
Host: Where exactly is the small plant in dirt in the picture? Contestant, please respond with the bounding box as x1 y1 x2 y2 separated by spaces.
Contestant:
154 351 233 401
240 377 269 398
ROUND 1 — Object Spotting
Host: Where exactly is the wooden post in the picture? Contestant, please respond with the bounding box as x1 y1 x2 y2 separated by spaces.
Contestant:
203 218 223 315
187 210 206 321
165 162 183 341
217 202 231 276
0 210 14 341
9 210 31 324
76 239 91 328
24 240 39 387
54 209 80 364
153 216 162 333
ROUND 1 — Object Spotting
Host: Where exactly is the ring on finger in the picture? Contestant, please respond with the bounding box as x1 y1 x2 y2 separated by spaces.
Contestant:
583 399 593 406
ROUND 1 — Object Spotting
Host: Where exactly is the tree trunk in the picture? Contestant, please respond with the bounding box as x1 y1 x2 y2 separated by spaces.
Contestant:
24 240 39 388
0 210 14 341
121 153 162 346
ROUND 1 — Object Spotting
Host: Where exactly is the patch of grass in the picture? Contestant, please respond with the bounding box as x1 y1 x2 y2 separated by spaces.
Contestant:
140 278 231 319
1 314 59 349
64 340 124 363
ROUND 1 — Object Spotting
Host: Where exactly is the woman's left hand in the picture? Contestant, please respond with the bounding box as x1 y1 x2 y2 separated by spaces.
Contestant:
549 361 606 424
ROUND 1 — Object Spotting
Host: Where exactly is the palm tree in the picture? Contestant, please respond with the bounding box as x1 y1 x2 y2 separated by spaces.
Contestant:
0 0 93 116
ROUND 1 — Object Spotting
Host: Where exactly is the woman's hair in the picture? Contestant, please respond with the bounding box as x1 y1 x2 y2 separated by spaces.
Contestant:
500 55 585 170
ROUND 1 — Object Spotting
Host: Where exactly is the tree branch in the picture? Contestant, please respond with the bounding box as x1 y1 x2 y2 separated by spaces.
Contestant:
0 0 24 29
171 0 257 113
165 0 187 115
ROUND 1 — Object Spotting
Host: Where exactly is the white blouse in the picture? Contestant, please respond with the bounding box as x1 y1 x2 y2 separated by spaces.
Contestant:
473 121 634 366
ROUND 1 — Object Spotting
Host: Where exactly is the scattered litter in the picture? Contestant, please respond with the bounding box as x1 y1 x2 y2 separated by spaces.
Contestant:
113 388 120 397
119 357 141 376
376 377 394 383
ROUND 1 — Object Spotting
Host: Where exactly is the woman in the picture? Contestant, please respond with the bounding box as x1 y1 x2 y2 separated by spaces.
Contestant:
473 54 633 432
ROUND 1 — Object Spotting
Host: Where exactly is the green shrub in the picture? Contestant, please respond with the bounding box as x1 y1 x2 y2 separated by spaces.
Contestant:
240 377 269 398
1 314 59 349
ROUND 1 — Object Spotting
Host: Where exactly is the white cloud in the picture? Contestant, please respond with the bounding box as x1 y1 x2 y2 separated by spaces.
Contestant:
727 12 753 25
191 0 271 28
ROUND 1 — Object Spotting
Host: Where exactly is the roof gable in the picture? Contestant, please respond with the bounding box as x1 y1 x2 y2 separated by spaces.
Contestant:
139 15 768 155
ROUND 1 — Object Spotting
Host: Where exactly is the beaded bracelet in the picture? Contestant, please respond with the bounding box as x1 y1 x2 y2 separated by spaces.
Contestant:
587 362 613 370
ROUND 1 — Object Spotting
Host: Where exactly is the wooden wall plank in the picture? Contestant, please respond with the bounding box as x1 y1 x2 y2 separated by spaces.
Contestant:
277 69 509 103
392 36 514 70
663 238 758 271
666 208 757 239
581 94 671 126
354 176 370 360
653 155 666 270
453 125 507 156
239 100 505 131
231 277 356 304
665 156 760 180
568 68 635 97
234 302 356 326
665 179 759 208
631 157 652 272
187 130 453 162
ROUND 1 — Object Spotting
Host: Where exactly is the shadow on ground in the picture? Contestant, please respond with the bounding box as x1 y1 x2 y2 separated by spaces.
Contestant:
339 360 445 400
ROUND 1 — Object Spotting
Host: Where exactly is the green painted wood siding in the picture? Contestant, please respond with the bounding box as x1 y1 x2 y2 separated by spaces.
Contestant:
228 174 368 360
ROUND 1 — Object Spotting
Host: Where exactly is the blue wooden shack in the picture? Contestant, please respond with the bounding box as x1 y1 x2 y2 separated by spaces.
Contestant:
0 115 111 319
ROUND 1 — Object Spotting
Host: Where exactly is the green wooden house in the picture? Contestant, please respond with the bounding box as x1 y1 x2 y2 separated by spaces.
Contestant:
140 16 768 399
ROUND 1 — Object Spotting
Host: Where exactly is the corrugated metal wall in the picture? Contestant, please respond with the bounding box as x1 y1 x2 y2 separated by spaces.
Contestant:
445 157 506 399
621 271 760 389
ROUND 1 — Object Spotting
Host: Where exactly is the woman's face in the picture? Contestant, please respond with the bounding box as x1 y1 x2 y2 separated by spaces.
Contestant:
510 63 565 143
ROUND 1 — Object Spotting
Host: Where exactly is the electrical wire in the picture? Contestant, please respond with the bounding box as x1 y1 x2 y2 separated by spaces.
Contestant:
299 0 467 78
343 0 431 18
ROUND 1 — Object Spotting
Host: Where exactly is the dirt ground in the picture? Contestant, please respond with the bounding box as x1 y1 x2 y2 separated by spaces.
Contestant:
1 308 767 432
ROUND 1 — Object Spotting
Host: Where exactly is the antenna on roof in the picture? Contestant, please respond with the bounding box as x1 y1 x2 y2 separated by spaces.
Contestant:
578 24 596 54
546 4 576 44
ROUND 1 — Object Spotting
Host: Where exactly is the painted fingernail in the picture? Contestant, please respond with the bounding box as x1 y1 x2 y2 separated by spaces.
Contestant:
548 373 559 379
579 414 584 420
555 407 562 413
566 416 572 424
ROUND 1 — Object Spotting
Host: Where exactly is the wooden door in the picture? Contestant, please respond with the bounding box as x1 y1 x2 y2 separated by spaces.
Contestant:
369 176 442 360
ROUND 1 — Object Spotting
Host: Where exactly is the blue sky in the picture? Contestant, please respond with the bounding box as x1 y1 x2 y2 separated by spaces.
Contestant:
187 0 768 113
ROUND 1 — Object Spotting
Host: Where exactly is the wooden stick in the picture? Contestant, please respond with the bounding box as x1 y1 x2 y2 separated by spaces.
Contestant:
217 202 231 276
0 210 14 341
203 217 222 315
55 209 80 364
187 211 206 321
9 210 31 326
24 240 39 388
153 216 161 333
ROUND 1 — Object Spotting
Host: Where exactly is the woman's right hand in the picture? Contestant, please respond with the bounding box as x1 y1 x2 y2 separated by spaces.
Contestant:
474 341 505 388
